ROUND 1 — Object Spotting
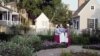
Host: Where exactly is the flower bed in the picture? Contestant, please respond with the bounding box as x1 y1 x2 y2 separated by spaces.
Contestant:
83 44 100 50
34 41 68 51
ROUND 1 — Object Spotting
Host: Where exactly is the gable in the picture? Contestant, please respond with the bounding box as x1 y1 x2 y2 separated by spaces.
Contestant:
0 5 12 11
36 13 49 21
73 0 89 17
78 0 99 17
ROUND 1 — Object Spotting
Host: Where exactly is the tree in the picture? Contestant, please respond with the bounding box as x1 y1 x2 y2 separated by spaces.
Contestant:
52 4 72 25
17 0 60 19
17 0 72 25
4 0 18 3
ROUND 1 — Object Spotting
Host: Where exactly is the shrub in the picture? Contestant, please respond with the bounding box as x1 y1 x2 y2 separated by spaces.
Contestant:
71 33 90 45
37 29 54 41
9 25 22 35
11 35 41 48
9 25 31 35
0 33 14 41
83 45 100 50
81 29 90 37
38 34 54 41
82 29 100 44
89 37 100 44
0 42 34 56
40 41 67 50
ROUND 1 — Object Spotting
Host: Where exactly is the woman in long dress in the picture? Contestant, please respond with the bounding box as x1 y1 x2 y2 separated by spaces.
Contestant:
54 25 61 43
67 27 71 46
59 25 66 43
54 24 70 45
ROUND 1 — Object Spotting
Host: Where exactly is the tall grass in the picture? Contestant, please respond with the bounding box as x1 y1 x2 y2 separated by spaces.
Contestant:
0 35 41 56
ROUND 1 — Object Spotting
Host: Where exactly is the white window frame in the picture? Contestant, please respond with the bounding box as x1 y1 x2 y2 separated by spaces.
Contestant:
87 18 98 29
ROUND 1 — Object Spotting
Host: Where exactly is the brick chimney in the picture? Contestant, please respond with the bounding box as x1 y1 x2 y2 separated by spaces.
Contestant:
78 0 86 7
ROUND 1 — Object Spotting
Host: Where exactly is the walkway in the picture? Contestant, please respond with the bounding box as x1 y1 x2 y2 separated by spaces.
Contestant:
36 45 100 56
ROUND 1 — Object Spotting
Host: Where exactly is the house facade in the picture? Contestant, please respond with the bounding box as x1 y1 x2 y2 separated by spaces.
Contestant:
35 13 49 34
72 0 100 34
0 1 20 33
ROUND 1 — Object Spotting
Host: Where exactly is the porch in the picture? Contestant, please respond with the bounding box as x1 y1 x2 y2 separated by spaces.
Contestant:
0 11 20 26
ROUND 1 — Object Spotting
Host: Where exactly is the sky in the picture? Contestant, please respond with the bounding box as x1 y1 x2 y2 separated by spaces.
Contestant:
62 0 100 11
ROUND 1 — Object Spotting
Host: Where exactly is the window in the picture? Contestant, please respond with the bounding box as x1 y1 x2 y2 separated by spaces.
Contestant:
95 19 98 29
73 20 79 29
0 13 2 20
8 12 10 20
76 21 79 29
12 15 19 21
87 19 98 29
4 12 7 20
91 6 94 10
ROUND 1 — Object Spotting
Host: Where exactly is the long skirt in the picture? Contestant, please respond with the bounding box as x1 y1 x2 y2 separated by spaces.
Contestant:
60 33 68 43
54 35 60 43
67 33 71 46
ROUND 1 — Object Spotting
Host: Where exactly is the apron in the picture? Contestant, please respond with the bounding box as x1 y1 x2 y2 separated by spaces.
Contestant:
59 32 68 43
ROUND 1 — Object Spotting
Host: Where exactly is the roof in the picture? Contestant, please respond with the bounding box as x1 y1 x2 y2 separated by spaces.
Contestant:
35 12 49 21
73 0 90 17
6 2 17 7
7 2 16 5
0 5 13 11
12 12 19 15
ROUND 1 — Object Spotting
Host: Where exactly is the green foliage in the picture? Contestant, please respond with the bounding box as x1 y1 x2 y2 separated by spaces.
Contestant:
60 50 72 56
10 25 21 35
20 25 30 34
4 0 72 24
0 33 14 41
0 42 34 56
11 35 41 48
71 33 90 45
10 25 30 35
38 34 53 41
0 34 42 56
60 51 99 56
52 4 72 25
37 30 54 41
17 0 72 24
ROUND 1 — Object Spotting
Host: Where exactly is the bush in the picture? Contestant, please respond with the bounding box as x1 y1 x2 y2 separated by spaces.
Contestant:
11 35 41 49
89 37 100 44
82 29 100 44
83 45 100 50
0 33 14 41
10 25 31 35
0 42 34 56
71 33 90 45
31 40 68 51
38 34 54 41
40 41 67 50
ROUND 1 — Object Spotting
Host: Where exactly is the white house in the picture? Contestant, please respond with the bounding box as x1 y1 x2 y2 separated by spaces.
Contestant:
72 0 100 34
35 12 49 34
0 1 20 32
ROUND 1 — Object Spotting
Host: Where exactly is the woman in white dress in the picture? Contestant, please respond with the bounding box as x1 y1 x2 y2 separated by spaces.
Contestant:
59 24 68 43
54 24 61 43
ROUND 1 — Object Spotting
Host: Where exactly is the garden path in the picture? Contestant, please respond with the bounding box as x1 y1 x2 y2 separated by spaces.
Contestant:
36 45 100 56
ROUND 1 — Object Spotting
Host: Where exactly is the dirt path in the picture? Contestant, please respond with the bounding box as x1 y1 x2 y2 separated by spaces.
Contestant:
36 45 100 56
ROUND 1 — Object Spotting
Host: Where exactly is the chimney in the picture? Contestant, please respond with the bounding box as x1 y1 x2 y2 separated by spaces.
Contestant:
78 0 86 7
